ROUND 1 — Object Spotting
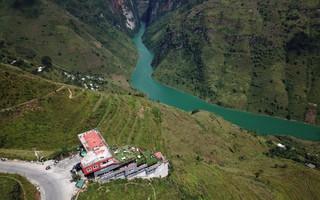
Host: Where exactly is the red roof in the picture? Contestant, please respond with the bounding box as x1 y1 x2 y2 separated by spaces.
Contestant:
154 152 166 161
83 130 104 151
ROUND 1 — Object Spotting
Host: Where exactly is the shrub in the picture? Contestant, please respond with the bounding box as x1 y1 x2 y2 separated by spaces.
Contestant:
71 174 81 181
191 109 199 114
41 56 52 68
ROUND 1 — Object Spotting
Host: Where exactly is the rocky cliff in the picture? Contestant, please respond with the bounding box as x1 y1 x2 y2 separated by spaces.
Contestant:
141 0 186 26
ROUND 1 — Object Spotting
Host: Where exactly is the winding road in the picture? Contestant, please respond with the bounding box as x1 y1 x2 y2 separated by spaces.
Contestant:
0 160 77 200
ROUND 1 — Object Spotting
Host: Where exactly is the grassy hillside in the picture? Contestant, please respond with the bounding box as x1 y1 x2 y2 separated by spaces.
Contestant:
143 0 320 125
0 64 105 152
0 0 138 92
0 173 40 200
1 65 320 199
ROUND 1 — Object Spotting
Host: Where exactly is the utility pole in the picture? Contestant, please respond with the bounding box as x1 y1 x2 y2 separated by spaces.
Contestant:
32 147 39 161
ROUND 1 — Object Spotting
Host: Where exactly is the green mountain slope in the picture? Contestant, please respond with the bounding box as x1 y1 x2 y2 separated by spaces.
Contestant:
0 0 138 91
0 173 40 200
1 65 320 199
143 0 320 125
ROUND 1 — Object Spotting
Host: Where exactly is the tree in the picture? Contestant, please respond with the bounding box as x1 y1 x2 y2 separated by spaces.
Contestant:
41 56 52 67
71 173 81 182
12 0 37 8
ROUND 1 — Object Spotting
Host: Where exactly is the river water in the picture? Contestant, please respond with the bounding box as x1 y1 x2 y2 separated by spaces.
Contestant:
131 23 320 141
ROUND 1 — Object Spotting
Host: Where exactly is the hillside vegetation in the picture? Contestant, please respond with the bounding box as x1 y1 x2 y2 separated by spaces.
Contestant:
52 0 140 35
143 0 320 125
0 173 40 200
0 0 138 92
1 65 320 199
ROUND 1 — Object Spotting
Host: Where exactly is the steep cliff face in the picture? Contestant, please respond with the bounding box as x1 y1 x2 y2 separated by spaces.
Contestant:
142 0 186 26
109 0 140 31
56 0 189 33
52 0 141 34
136 0 149 18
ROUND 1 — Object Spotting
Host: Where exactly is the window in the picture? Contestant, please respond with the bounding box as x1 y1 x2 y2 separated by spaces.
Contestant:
87 167 92 172
93 165 98 169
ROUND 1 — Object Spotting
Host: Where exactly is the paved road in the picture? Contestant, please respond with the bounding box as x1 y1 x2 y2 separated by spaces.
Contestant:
0 160 77 200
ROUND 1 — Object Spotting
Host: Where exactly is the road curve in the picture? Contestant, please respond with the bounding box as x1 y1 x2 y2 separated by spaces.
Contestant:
0 160 76 200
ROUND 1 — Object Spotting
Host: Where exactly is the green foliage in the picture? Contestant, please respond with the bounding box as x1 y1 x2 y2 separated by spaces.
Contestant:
144 0 320 125
266 136 320 169
71 173 81 182
78 178 181 200
41 56 52 68
0 0 138 89
51 148 73 160
1 66 320 199
151 107 162 124
191 109 199 115
0 173 39 200
0 66 98 150
254 169 263 178
12 0 38 9
0 65 58 109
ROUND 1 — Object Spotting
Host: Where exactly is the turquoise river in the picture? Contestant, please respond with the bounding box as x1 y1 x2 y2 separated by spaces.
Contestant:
131 23 320 141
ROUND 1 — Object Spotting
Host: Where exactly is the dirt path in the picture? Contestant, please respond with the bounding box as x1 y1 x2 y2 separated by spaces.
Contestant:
67 87 73 98
0 85 74 113
56 86 73 99
149 182 156 200
93 94 104 112
0 99 38 112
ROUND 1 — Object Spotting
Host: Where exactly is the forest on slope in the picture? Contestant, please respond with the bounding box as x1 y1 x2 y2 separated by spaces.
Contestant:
143 0 320 125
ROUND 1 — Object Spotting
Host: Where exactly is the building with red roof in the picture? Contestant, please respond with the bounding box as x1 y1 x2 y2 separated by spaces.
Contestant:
78 129 169 180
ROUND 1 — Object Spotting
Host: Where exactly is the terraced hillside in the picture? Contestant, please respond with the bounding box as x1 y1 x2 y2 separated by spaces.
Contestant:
0 0 138 92
1 65 320 199
143 0 320 125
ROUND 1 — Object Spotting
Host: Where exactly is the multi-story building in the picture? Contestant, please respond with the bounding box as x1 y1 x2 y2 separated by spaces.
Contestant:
78 129 169 180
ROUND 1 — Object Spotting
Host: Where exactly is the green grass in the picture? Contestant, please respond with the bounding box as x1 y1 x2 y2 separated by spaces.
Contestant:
0 65 103 151
145 150 157 166
0 0 138 92
0 149 53 161
1 65 320 199
78 105 320 199
112 145 136 164
134 150 145 166
0 65 59 109
0 173 40 200
79 178 181 200
143 0 320 125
